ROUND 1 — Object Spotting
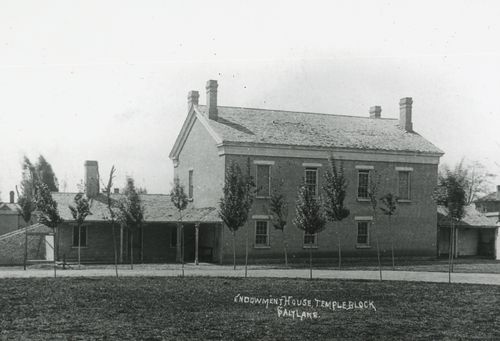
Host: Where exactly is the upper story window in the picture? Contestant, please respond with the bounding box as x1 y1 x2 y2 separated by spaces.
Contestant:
188 169 194 199
255 220 269 247
396 167 413 201
357 170 370 199
256 165 271 197
398 171 411 200
72 225 87 247
304 168 318 196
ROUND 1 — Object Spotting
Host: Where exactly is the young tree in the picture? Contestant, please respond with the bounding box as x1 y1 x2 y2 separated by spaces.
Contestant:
380 193 398 270
218 161 254 271
367 172 382 281
434 168 467 283
170 177 188 277
293 183 327 280
269 184 289 267
35 182 63 277
69 192 91 269
102 166 119 277
118 177 145 270
323 156 350 270
16 170 37 271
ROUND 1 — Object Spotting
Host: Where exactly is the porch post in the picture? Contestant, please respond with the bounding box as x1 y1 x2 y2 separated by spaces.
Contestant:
495 227 500 260
219 223 224 265
195 223 200 265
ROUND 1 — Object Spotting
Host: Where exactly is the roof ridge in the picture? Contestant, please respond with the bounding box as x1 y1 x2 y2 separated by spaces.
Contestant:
198 104 399 121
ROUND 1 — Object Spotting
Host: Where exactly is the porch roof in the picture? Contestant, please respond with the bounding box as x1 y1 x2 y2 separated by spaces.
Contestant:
437 205 498 229
51 192 222 224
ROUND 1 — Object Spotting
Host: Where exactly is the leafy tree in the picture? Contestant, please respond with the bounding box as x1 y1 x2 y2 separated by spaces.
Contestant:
434 168 467 283
380 193 398 270
218 161 255 271
69 193 91 269
269 182 289 266
118 177 145 270
367 172 382 281
35 182 63 277
293 182 326 280
170 177 188 277
16 165 37 271
102 166 119 277
323 156 350 270
23 155 59 192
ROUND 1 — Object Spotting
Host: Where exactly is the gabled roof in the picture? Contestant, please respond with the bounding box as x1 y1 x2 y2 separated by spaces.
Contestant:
437 205 498 228
195 105 442 154
0 203 21 215
51 192 221 224
475 191 499 202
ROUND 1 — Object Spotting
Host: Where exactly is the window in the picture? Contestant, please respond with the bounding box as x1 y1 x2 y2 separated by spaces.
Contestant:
255 220 269 247
357 170 370 199
303 232 317 247
357 221 370 246
72 226 87 247
256 165 271 197
170 228 177 248
398 171 411 200
305 168 318 195
188 170 194 199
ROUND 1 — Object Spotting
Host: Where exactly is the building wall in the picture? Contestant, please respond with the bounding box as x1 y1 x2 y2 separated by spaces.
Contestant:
219 154 439 262
0 214 27 236
456 228 479 256
175 118 225 208
475 201 500 213
0 226 47 265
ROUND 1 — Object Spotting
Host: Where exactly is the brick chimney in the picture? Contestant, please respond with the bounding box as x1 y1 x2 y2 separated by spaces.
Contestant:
9 191 14 204
84 160 99 198
187 90 199 111
206 80 218 120
399 97 413 132
369 106 381 119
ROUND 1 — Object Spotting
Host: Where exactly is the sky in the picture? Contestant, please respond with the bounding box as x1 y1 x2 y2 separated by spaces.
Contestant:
1 0 500 200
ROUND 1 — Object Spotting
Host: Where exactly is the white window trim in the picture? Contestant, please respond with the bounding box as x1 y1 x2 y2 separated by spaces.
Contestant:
395 166 413 172
254 160 275 165
354 216 373 221
356 220 371 248
303 232 318 249
304 167 319 196
355 165 374 170
397 170 412 201
72 225 88 248
254 220 270 248
302 162 323 167
255 164 271 198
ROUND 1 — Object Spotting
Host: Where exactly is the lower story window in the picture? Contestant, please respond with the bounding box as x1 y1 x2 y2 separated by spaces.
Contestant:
357 221 370 246
72 225 87 247
255 220 269 247
303 232 317 247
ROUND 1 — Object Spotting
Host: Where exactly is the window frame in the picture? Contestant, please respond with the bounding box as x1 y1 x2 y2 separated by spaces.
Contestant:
397 170 411 201
254 220 270 248
356 220 371 248
188 169 194 200
72 225 88 248
304 167 319 196
357 169 370 200
303 232 318 248
255 164 271 198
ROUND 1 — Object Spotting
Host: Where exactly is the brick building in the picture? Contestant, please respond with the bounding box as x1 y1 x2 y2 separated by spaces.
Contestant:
169 80 444 263
0 191 27 235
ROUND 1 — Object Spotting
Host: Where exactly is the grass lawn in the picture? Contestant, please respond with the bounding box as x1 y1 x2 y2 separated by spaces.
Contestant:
0 277 498 340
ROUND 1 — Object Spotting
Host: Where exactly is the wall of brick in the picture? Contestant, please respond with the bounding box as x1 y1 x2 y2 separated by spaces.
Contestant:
175 117 225 208
0 226 47 265
219 154 439 262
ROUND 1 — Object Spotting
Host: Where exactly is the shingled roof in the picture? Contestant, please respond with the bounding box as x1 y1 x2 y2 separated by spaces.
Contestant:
475 191 499 202
437 205 498 228
51 193 221 223
195 105 443 155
